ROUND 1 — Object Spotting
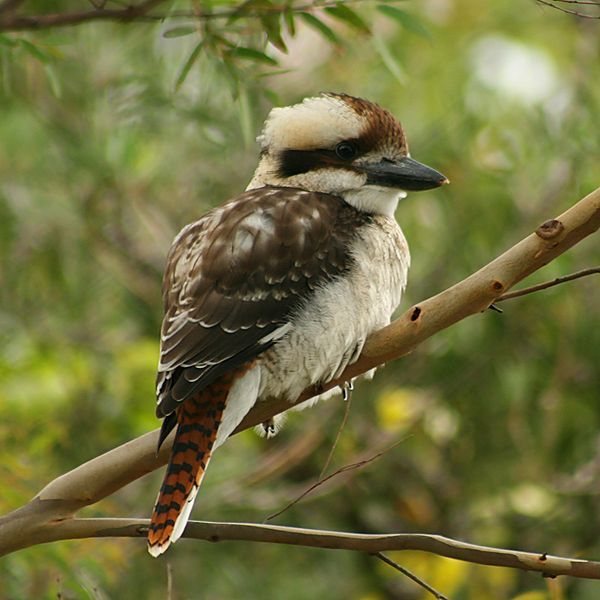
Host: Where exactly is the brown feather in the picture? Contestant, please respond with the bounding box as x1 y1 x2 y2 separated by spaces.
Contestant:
156 186 372 418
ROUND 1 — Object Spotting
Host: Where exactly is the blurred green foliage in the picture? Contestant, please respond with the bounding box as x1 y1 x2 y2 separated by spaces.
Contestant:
0 1 599 598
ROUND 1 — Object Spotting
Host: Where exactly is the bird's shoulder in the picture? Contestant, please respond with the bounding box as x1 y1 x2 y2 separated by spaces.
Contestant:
163 185 371 308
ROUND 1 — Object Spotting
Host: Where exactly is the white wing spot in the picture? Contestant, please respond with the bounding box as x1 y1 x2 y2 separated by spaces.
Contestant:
232 228 254 254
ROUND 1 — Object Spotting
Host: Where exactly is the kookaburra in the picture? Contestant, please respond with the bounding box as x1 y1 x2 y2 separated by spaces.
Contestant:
148 93 448 556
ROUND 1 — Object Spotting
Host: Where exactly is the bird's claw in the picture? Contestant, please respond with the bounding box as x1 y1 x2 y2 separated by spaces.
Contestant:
340 380 353 402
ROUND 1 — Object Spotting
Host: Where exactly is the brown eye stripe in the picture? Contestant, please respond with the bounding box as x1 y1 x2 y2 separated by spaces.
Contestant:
276 100 407 180
277 148 360 178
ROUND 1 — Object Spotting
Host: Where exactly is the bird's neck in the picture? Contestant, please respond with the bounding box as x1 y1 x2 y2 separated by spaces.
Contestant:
341 187 406 217
246 155 281 190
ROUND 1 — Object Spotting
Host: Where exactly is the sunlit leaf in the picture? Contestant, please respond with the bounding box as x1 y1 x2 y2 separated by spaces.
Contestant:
226 0 273 24
229 46 278 65
511 593 550 600
237 84 254 147
261 13 287 53
299 12 339 44
372 35 406 84
18 39 52 63
376 5 430 38
44 64 62 98
0 34 17 48
163 25 198 38
283 7 296 37
325 4 370 34
175 40 204 90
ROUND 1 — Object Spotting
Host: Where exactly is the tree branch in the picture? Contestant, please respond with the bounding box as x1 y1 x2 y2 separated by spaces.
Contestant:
0 0 171 31
496 266 599 302
0 0 371 32
375 552 450 600
0 185 598 571
7 516 600 580
536 0 600 18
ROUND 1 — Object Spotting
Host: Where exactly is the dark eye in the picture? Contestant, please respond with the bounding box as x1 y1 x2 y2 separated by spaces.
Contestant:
335 141 358 160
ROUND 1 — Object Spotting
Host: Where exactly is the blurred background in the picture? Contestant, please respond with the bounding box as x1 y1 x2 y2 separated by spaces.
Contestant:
0 0 599 598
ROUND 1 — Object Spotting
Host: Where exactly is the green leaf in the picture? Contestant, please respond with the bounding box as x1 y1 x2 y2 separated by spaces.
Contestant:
237 85 254 147
376 5 430 38
44 64 62 98
229 47 278 66
261 13 287 53
227 0 272 24
175 40 204 90
0 34 17 48
163 25 197 39
18 39 52 63
283 7 296 37
325 4 370 34
257 68 293 78
299 12 339 44
372 35 406 84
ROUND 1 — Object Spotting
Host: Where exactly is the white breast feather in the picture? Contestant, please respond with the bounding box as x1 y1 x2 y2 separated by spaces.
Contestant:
257 216 410 405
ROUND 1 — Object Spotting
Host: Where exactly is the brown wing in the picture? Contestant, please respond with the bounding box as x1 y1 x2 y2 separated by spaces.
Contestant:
156 186 370 418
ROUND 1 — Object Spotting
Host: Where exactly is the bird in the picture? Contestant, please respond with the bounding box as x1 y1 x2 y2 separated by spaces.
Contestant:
147 93 448 556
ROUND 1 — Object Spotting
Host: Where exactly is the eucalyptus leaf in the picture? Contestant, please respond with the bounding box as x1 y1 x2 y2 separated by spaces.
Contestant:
376 5 431 38
299 12 339 44
229 46 278 66
325 4 370 34
163 25 198 39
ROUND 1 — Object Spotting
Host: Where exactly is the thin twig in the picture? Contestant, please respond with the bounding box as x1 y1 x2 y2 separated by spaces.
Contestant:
552 0 600 5
536 0 600 18
265 441 401 521
0 0 374 31
319 394 352 480
166 562 173 600
375 552 450 600
0 0 171 31
0 0 25 15
496 267 599 302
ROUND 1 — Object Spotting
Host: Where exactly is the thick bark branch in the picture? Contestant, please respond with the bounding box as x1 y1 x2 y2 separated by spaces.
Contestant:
0 185 598 572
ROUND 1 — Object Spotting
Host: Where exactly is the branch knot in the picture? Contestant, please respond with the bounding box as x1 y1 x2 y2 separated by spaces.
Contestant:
536 219 564 240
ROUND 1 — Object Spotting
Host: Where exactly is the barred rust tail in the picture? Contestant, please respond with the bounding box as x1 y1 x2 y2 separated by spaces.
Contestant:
147 374 234 557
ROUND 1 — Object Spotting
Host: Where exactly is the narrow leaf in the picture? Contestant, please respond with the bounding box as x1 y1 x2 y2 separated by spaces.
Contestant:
325 5 370 34
18 39 52 63
0 35 17 48
376 6 430 38
299 12 339 44
283 7 296 37
237 85 254 148
175 40 204 90
44 64 62 98
372 35 406 85
229 47 278 66
261 13 287 53
163 25 197 39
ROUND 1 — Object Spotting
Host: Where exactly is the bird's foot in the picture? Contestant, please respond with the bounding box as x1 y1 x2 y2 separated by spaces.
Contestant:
340 380 354 402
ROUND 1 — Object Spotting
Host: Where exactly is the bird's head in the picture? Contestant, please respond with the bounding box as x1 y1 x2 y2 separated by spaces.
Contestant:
247 93 448 215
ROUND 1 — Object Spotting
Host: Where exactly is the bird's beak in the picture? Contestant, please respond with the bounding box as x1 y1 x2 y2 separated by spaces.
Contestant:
360 156 449 191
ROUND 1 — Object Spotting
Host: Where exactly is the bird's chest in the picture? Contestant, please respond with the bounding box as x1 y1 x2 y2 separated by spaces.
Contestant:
258 216 409 401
